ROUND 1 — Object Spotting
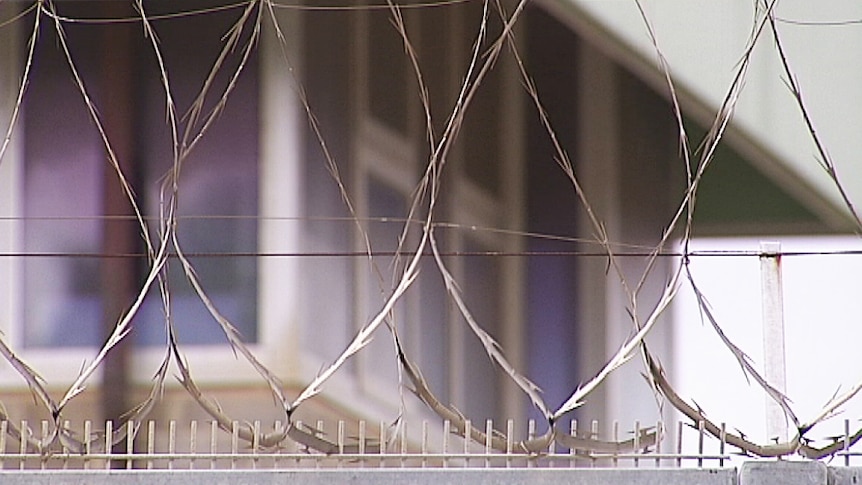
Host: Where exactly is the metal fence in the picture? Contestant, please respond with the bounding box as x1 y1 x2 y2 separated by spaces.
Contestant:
0 418 720 470
0 418 860 484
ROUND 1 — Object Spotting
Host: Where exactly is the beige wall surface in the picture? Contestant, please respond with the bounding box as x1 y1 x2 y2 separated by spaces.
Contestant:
555 0 862 231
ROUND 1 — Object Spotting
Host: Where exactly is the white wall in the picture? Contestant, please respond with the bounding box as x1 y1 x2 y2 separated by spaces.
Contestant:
673 236 862 454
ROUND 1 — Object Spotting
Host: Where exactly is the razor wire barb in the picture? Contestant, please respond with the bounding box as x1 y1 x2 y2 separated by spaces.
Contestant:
0 0 861 460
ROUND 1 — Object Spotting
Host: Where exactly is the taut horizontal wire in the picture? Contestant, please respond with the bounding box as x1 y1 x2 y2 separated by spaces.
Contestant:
1 249 861 259
776 16 862 27
4 218 860 258
0 215 662 251
8 0 472 27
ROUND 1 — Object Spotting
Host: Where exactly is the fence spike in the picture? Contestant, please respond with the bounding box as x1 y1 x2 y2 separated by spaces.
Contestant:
169 420 177 470
83 420 91 470
359 420 367 468
38 421 47 470
210 420 218 470
104 419 113 470
485 419 493 468
252 421 260 469
442 420 450 469
506 419 514 468
379 419 387 466
463 419 471 467
125 420 135 467
230 421 239 470
0 420 6 470
19 420 26 471
190 420 198 470
147 420 156 470
421 420 428 468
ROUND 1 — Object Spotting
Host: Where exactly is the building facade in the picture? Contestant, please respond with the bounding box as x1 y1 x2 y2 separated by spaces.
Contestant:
0 0 845 446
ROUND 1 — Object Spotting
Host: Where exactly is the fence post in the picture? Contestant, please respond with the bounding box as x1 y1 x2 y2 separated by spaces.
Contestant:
759 241 788 443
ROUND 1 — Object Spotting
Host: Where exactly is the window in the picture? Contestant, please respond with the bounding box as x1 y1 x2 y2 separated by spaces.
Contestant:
133 3 260 345
0 1 283 389
10 1 259 349
0 1 526 424
459 0 504 196
448 1 526 424
19 4 105 348
344 2 526 421
351 2 424 401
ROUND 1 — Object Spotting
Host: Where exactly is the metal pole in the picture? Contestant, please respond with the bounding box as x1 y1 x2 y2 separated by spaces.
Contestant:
759 241 788 443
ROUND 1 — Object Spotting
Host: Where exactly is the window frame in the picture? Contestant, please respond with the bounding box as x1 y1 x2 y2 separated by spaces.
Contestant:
343 2 528 422
0 3 527 425
0 5 303 389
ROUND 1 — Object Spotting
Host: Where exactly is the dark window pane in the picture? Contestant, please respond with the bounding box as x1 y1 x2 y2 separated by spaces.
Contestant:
461 237 502 422
301 6 354 361
362 175 409 384
460 1 502 195
135 0 259 346
368 7 409 134
417 254 449 405
22 7 103 347
20 1 259 347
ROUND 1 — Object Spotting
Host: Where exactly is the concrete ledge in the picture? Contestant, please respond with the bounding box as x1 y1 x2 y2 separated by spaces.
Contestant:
828 466 862 485
0 468 739 485
10 462 862 484
740 461 827 485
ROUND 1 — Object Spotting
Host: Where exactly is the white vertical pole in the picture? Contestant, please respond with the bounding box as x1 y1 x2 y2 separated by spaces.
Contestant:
759 241 788 442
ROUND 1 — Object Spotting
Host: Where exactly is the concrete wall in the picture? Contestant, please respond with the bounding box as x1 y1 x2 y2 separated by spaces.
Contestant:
4 461 862 485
